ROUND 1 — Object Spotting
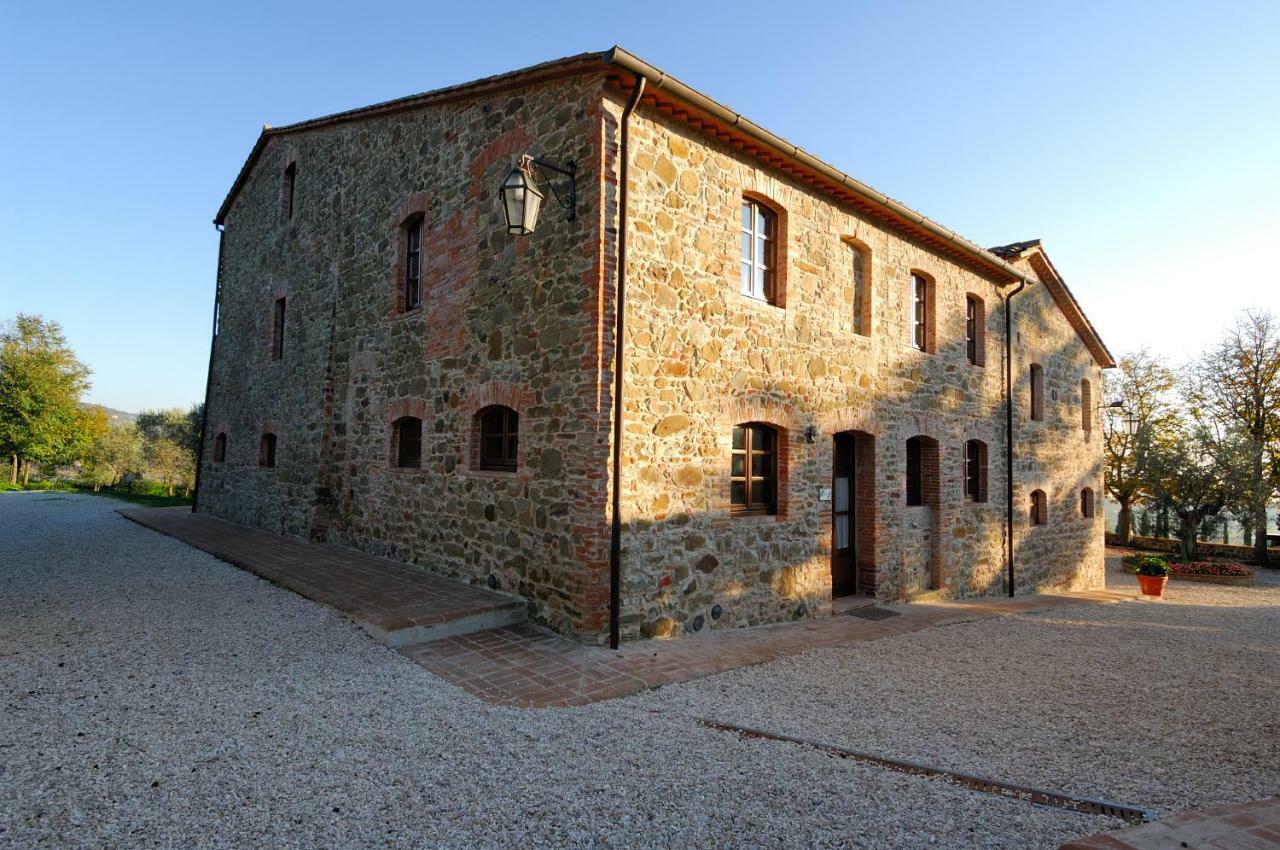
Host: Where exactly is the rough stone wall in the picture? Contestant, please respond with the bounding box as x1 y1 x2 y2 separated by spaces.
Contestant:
200 73 617 642
610 93 1106 640
199 69 1106 646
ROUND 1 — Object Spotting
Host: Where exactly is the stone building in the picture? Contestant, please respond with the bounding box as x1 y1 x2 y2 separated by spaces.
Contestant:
196 47 1115 645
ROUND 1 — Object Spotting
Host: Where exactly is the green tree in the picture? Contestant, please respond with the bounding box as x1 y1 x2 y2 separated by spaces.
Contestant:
1103 350 1178 543
82 420 145 490
136 404 202 495
148 437 195 497
0 315 92 484
1186 309 1280 565
1146 421 1227 561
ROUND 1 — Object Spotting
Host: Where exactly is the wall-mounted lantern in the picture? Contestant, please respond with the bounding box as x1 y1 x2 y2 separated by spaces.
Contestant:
499 154 576 235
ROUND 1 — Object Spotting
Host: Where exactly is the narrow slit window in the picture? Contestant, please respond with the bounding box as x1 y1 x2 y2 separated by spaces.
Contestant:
906 437 923 505
1030 364 1044 421
213 433 227 464
911 273 932 352
259 433 277 468
271 297 286 360
404 215 423 311
964 439 987 502
284 162 296 219
1030 489 1047 525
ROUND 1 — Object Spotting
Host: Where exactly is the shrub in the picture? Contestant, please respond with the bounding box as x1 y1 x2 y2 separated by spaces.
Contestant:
1130 555 1170 577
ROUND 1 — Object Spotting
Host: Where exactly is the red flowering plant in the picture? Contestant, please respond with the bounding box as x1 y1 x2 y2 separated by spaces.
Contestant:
1168 561 1251 577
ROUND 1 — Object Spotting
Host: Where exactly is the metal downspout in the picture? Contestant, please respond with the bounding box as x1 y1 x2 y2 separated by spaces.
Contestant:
1004 278 1028 595
191 225 225 513
609 75 646 650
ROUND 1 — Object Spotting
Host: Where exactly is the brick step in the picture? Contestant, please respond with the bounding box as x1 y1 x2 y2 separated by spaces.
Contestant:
117 507 527 648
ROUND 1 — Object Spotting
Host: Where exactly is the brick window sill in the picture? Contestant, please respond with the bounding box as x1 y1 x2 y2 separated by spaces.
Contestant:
731 513 779 525
735 292 785 312
463 468 523 481
392 305 425 322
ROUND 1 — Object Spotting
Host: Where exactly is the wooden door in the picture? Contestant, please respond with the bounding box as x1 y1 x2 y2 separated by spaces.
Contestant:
831 432 857 596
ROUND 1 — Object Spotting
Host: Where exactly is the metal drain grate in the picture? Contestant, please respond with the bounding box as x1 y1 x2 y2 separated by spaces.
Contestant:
847 606 901 620
699 719 1154 823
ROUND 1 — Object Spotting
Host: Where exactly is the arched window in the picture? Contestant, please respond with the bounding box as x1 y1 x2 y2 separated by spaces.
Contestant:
910 272 935 353
478 406 518 472
259 433 277 468
392 417 422 469
1080 488 1095 518
740 198 777 304
213 433 227 464
731 422 778 515
965 294 986 366
403 213 424 311
1030 489 1047 525
963 439 988 502
1030 364 1044 421
1081 379 1092 432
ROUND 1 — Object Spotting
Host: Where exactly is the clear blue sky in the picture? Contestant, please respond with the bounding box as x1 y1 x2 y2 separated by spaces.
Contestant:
3 1 1278 412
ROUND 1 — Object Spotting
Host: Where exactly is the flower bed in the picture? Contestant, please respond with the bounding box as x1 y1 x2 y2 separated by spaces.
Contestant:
1167 561 1254 587
1121 555 1255 586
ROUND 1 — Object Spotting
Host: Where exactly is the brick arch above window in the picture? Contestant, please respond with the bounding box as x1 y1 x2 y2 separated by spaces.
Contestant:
717 395 805 434
386 398 431 423
739 190 787 307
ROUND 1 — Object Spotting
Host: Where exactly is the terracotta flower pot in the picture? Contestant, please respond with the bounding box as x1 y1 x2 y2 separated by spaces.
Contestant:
1137 574 1168 597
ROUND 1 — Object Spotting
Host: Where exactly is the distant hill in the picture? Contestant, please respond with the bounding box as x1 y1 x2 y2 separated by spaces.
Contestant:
83 404 136 424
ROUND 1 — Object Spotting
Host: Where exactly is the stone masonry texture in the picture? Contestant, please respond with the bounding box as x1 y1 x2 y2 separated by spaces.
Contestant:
201 60 1107 645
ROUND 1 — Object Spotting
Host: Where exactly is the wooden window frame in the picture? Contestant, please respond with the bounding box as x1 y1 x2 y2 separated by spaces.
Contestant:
965 294 986 366
478 406 518 472
739 198 777 304
271 297 286 360
964 439 988 503
393 416 423 469
731 422 778 516
212 433 227 464
259 433 277 468
403 214 423 312
910 272 935 353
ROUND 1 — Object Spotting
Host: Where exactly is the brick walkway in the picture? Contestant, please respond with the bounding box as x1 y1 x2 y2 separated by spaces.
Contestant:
118 507 525 646
1060 795 1280 849
121 506 1133 709
403 589 1130 707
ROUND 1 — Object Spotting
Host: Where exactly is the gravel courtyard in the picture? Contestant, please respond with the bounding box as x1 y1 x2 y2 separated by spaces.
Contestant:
2 494 1277 849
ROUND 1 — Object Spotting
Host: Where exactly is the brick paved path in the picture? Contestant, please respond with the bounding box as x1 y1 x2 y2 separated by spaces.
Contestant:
403 590 1129 707
118 507 525 646
1060 795 1280 849
120 506 1133 708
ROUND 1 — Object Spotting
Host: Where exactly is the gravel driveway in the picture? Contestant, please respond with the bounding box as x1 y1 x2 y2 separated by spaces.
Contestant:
2 494 1275 848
